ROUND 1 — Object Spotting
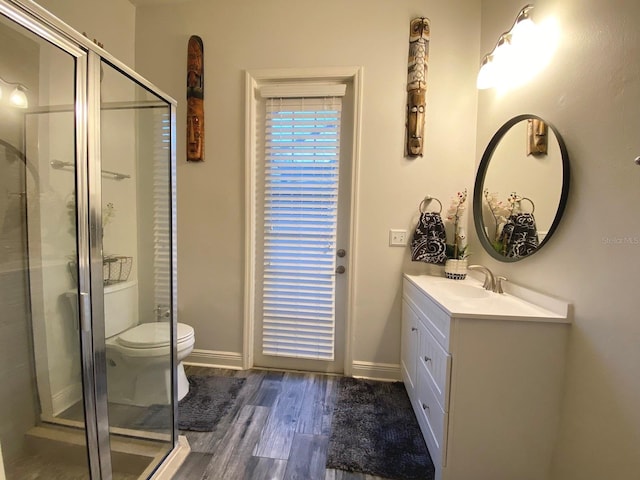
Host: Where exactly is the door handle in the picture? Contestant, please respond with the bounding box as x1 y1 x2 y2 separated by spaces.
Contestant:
335 265 346 274
79 292 91 332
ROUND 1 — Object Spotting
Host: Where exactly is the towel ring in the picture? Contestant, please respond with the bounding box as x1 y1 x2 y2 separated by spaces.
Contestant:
419 196 442 214
520 197 535 214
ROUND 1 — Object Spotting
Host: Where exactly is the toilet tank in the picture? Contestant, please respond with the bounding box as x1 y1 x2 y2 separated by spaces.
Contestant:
104 280 138 338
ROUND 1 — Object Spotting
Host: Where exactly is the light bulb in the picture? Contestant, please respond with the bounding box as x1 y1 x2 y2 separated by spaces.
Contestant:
492 35 514 65
511 17 538 46
476 56 496 90
491 36 515 89
9 86 28 108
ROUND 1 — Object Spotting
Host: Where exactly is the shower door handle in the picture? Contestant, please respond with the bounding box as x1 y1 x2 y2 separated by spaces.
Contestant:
79 292 91 332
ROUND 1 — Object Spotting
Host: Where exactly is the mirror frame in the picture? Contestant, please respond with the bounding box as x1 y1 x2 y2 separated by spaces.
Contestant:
473 114 570 262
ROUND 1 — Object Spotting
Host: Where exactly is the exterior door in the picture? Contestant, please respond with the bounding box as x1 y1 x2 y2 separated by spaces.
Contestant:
253 91 352 374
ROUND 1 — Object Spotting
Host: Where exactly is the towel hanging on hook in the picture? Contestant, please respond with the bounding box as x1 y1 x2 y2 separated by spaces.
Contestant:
410 196 447 264
499 195 537 258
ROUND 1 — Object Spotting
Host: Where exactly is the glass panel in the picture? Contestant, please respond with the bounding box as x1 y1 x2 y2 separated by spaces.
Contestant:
99 60 173 477
0 11 90 480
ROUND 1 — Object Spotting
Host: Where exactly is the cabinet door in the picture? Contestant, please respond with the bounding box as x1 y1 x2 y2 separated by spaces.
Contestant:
418 320 451 412
401 300 419 391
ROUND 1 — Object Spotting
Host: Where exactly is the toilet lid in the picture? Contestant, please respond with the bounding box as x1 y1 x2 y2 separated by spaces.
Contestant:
117 322 194 348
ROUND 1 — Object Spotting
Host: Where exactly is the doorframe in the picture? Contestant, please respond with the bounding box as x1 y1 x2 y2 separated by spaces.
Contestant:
243 66 363 376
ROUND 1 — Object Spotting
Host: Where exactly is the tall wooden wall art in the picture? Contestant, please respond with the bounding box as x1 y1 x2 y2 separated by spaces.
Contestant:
406 17 430 158
187 35 205 162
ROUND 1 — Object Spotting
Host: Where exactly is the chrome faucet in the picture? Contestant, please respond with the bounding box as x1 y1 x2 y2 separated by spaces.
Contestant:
468 265 508 293
468 264 495 291
494 276 508 294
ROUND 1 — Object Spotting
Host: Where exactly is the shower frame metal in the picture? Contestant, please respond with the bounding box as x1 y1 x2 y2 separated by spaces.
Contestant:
0 0 179 478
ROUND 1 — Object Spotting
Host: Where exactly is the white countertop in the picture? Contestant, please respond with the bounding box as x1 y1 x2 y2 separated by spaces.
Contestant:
404 273 571 323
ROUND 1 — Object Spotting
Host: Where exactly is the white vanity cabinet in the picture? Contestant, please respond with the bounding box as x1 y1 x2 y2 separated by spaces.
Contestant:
401 274 570 480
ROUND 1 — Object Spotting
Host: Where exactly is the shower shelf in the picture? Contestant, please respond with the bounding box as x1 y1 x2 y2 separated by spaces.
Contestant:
68 255 133 285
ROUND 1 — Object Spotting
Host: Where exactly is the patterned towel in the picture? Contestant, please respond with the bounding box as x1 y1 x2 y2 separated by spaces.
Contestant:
410 212 447 264
499 213 539 258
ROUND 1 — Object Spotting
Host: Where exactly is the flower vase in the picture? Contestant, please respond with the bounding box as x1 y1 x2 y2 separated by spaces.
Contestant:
444 259 468 280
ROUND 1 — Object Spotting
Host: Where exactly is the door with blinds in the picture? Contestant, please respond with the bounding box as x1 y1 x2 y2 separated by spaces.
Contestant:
253 86 351 373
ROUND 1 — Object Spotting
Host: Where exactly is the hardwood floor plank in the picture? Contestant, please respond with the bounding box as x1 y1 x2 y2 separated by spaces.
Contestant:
321 377 337 436
247 371 285 407
206 405 271 480
252 372 309 459
296 374 336 436
283 433 328 480
181 429 227 455
325 469 388 480
244 456 288 480
171 452 212 480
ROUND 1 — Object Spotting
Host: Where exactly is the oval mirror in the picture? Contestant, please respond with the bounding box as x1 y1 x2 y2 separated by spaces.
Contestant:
473 114 570 262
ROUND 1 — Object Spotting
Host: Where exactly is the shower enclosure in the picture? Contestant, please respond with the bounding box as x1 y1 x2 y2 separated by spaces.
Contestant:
0 1 183 478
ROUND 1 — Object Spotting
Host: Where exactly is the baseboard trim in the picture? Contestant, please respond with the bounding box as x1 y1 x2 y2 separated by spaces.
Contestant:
351 361 401 382
51 382 82 417
184 352 400 381
184 349 244 370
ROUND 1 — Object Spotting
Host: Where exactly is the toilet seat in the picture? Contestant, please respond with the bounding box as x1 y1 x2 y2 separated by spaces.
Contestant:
108 322 195 358
117 322 194 348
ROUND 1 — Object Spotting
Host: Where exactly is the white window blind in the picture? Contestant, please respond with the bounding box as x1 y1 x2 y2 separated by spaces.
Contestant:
152 109 172 314
261 95 343 360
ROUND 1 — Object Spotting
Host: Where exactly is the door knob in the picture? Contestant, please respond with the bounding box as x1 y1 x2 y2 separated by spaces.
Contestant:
337 249 346 258
335 265 346 274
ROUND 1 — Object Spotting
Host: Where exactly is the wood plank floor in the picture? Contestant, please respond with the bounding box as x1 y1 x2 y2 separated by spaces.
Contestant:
174 366 390 480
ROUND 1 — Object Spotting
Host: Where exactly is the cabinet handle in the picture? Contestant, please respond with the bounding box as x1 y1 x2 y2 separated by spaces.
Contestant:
424 355 431 363
422 403 429 411
411 327 418 332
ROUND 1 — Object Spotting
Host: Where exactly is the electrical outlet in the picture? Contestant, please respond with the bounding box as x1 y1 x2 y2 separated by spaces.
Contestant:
389 229 408 246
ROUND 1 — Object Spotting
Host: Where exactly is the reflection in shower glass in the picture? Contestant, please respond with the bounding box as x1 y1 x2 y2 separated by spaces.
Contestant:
0 11 90 479
99 60 174 477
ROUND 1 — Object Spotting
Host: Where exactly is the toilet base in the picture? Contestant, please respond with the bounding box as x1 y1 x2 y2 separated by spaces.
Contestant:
177 363 190 401
106 357 191 406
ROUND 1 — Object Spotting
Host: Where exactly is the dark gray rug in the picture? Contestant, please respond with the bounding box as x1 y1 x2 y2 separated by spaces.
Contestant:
326 377 435 480
178 375 246 431
127 375 245 432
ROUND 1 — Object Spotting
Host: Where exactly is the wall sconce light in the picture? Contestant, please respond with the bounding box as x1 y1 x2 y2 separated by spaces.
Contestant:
477 4 543 90
0 76 29 108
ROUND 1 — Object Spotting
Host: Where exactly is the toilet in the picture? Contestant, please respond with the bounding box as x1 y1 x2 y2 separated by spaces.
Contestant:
70 280 195 406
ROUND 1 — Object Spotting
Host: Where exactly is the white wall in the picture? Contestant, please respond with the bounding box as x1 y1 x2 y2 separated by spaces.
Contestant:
133 0 480 369
36 0 136 69
474 1 640 479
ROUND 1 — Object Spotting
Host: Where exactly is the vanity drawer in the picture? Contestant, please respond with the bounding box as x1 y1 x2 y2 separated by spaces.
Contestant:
403 278 450 347
418 320 451 412
415 366 448 471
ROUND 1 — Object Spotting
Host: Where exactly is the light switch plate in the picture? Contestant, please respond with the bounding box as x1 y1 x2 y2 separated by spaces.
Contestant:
389 229 408 246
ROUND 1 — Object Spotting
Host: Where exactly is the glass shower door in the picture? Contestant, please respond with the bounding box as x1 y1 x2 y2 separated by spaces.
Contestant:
1 2 179 478
0 8 90 479
98 60 174 478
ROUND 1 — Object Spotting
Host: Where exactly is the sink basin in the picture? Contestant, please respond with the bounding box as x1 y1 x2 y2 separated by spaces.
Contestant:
430 280 491 299
405 274 570 322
